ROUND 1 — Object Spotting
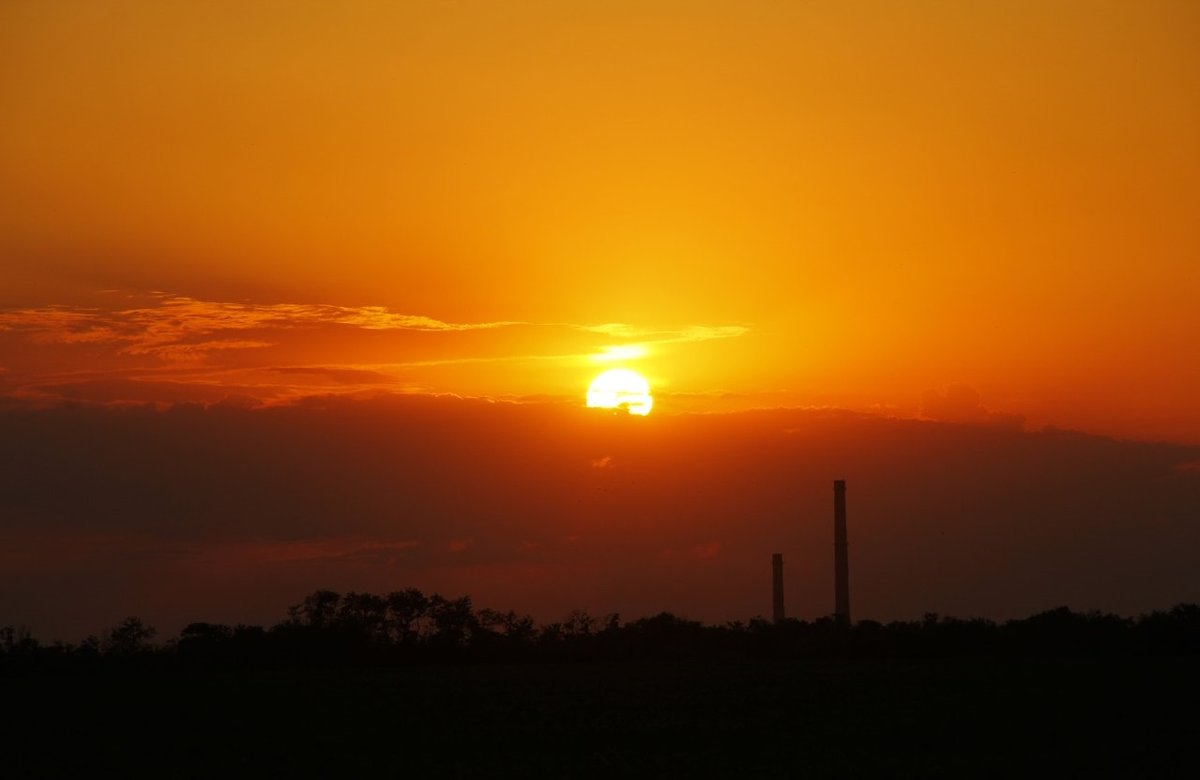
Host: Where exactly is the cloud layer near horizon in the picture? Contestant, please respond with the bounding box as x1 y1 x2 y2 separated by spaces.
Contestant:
2 396 1197 641
0 291 750 407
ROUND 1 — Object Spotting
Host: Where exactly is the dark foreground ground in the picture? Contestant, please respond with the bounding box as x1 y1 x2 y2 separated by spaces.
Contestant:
4 656 1199 778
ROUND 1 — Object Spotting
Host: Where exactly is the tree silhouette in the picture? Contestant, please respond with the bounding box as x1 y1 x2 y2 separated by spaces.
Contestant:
104 617 156 655
287 589 341 629
427 594 477 649
338 592 388 642
0 625 38 656
385 588 430 645
7 589 1200 668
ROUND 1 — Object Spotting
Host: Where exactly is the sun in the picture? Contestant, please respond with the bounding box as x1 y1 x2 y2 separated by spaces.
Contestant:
587 368 653 415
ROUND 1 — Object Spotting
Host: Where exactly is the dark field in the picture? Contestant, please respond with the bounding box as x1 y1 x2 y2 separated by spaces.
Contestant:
5 657 1199 778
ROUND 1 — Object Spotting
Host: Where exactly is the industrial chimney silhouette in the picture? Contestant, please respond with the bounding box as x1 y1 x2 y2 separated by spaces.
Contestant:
833 479 850 625
771 553 785 623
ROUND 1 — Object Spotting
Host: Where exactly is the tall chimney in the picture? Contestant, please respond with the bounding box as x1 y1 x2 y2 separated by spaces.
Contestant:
771 553 785 623
833 479 850 625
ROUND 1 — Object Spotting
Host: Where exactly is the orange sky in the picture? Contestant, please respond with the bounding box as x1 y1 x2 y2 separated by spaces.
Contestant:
3 0 1199 443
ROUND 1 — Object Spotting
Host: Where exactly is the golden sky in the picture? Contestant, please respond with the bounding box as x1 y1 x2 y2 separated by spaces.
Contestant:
2 1 1199 442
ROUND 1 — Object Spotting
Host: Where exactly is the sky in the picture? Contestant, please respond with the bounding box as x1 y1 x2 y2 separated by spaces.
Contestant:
1 1 1199 639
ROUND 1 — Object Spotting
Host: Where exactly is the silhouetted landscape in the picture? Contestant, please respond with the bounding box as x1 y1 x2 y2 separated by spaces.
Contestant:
6 398 1199 641
6 2 1200 776
5 591 1200 776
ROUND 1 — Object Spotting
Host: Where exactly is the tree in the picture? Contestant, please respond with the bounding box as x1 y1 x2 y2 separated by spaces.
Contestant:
564 610 595 638
0 625 38 655
427 594 477 648
288 589 341 629
478 609 537 645
338 592 388 642
179 622 234 644
385 588 429 645
104 617 156 655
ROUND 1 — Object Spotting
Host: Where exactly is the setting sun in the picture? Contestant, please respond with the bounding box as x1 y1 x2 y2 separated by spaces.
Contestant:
586 369 653 415
3 9 1200 761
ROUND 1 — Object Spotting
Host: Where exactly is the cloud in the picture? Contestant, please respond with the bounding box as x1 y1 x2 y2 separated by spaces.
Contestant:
0 292 753 409
0 295 523 360
209 394 262 410
579 323 642 338
199 538 422 567
921 384 1024 428
268 366 400 385
2 397 1199 639
577 322 750 345
921 383 988 422
675 325 751 343
313 307 522 332
135 339 275 361
0 294 748 374
0 307 123 345
1175 459 1200 475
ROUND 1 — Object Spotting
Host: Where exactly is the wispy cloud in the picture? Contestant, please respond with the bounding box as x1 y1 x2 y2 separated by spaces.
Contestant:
0 292 753 407
184 538 424 568
1 295 747 362
674 325 750 343
575 322 750 367
577 322 749 344
580 323 643 338
327 308 522 332
1175 459 1200 475
0 294 525 360
267 366 401 385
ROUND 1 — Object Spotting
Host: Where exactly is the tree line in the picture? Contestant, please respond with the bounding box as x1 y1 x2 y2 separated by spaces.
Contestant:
4 590 1200 667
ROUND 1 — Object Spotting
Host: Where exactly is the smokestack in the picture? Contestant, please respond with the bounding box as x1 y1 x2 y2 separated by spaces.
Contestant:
833 479 850 625
771 553 785 623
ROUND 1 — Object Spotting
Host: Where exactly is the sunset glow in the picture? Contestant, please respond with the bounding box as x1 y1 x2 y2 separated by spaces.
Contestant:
1 1 1198 645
